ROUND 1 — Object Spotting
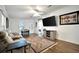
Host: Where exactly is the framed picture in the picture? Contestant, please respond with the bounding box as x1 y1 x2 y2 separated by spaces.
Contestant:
59 11 79 25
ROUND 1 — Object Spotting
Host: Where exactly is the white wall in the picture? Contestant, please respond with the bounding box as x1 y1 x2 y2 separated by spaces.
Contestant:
0 11 3 31
0 5 8 31
43 5 79 44
23 19 37 34
37 20 43 36
9 18 37 34
8 18 20 33
0 5 8 17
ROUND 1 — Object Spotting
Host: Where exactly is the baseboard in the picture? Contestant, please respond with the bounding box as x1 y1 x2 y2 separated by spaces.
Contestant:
57 39 79 45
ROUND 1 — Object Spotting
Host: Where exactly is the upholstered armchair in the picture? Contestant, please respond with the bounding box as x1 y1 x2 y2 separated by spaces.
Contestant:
0 31 9 52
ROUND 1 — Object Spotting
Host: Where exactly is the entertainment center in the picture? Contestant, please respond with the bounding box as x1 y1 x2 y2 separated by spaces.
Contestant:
42 16 57 41
43 29 57 41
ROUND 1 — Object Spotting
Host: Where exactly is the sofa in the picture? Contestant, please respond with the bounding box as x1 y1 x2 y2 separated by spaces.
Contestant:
0 31 9 52
0 31 22 52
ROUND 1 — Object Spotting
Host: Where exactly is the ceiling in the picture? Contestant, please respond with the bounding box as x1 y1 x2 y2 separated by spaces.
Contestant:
5 5 66 19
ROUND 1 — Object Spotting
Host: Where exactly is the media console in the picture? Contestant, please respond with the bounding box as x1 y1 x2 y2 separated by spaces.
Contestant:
43 29 57 41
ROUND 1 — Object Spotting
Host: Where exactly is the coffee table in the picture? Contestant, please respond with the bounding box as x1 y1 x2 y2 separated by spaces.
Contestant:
7 38 31 53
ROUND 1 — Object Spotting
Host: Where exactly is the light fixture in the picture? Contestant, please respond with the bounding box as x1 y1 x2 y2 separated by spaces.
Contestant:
33 13 40 17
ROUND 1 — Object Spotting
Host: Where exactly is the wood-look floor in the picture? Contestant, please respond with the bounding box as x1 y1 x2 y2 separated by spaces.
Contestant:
25 34 56 53
44 40 79 53
12 34 79 53
24 34 79 53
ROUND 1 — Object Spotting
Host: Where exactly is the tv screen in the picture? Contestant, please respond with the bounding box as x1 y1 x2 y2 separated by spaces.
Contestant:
42 16 56 26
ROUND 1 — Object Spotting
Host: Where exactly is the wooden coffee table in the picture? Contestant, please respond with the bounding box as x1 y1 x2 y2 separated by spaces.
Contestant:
7 38 31 53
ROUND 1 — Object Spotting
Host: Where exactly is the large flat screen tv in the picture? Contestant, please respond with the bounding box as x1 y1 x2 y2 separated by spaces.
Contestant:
42 16 56 26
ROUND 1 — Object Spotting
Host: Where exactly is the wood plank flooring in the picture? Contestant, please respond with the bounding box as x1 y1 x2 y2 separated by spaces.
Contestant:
25 34 56 53
44 40 79 53
10 34 79 53
25 34 79 53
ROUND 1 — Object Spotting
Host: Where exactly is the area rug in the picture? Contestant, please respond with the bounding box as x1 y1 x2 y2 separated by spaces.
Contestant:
26 34 56 53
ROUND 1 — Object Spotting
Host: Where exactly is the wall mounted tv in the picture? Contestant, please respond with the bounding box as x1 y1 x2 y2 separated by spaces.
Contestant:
42 16 56 26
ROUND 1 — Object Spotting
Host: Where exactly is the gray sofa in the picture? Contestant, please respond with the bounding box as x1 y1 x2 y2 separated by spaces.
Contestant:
0 31 22 52
0 31 8 52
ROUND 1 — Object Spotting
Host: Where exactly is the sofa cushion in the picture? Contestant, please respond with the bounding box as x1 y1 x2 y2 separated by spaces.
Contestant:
5 32 14 44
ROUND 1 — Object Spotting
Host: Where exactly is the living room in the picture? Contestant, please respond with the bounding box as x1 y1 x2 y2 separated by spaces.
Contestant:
0 5 79 53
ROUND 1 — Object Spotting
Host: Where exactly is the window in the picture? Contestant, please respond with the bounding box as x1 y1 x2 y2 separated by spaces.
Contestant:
19 19 25 31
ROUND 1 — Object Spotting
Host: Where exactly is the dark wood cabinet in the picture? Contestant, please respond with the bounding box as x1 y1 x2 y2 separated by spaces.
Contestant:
21 29 29 37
